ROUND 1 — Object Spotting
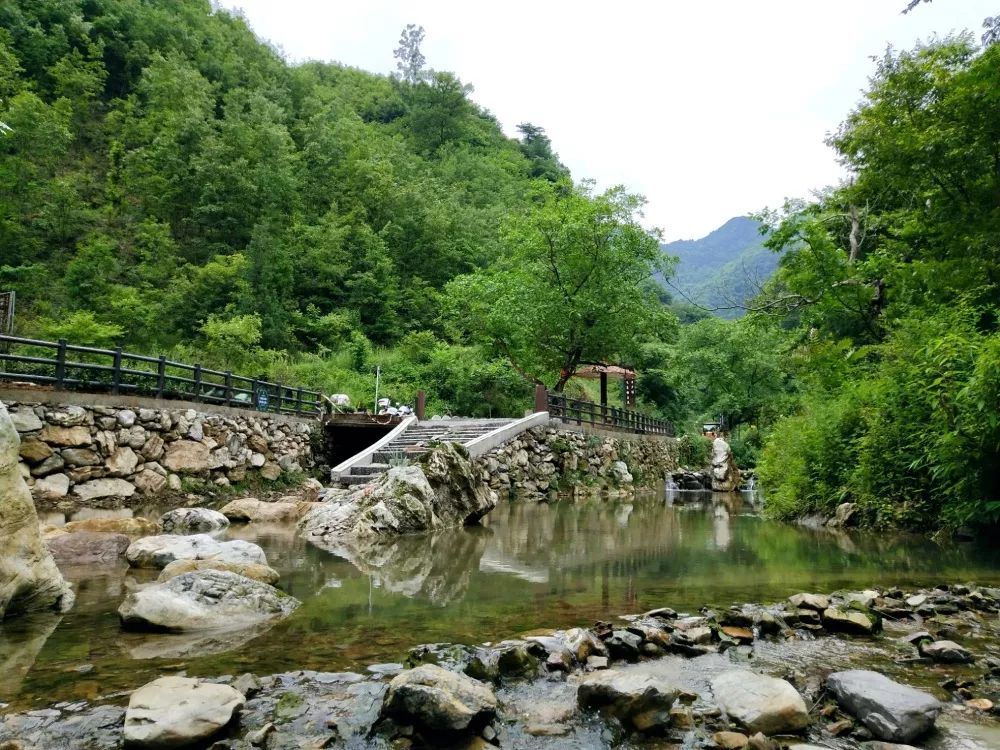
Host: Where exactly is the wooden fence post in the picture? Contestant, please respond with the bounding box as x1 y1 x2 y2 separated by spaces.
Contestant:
297 387 304 414
225 371 233 407
275 382 283 413
193 364 202 401
416 390 426 420
55 339 67 389
534 384 548 414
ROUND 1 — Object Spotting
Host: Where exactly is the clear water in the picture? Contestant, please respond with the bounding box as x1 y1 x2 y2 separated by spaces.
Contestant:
3 489 1000 711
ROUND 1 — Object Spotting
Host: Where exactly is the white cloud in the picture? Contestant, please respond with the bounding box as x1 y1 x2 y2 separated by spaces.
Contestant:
223 0 993 239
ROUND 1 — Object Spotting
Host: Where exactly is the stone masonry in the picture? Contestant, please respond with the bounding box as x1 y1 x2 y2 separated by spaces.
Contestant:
3 399 315 509
476 425 677 498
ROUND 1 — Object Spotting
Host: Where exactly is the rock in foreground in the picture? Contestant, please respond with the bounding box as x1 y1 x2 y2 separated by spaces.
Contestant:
577 669 679 733
125 533 267 569
381 663 497 734
710 669 809 735
0 403 74 618
119 569 299 631
123 675 245 748
826 669 940 743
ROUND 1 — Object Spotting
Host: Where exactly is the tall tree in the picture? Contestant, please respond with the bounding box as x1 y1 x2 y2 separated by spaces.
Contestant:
447 181 675 391
393 24 427 84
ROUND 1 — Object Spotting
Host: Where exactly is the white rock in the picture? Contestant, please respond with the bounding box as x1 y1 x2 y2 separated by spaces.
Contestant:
72 478 137 502
125 533 267 569
9 408 43 433
711 669 810 735
119 569 299 631
34 473 70 500
123 676 245 748
117 409 137 427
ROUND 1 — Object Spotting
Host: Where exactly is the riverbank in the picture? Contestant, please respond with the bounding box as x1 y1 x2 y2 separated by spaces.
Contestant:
2 581 998 748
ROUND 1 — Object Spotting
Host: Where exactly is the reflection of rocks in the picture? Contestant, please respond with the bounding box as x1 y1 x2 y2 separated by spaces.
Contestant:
45 531 131 566
0 613 62 697
121 620 286 660
313 527 491 606
0 403 74 618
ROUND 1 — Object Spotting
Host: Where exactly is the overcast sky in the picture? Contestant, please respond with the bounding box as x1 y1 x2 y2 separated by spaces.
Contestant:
223 1 993 241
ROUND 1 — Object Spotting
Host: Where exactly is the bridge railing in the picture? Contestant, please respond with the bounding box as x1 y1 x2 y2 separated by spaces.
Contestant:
545 390 674 436
0 334 322 417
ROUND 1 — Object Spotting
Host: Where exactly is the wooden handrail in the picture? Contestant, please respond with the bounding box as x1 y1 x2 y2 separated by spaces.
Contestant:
544 389 673 436
0 334 322 417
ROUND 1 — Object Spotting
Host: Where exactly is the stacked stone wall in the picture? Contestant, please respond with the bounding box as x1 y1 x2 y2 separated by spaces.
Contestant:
476 425 677 498
2 399 315 509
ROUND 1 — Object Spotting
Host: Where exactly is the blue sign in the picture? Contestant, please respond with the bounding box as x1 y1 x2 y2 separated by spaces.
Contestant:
255 387 269 411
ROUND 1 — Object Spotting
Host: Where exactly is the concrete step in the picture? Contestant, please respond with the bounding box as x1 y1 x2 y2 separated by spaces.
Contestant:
351 463 389 476
339 474 375 486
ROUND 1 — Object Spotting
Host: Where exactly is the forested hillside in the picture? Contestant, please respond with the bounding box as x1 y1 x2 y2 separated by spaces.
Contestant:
660 217 780 318
4 1 999 533
0 1 596 415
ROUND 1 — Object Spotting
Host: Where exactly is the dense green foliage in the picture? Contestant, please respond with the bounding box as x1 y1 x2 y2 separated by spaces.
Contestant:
751 34 1000 529
0 0 615 415
660 217 781 319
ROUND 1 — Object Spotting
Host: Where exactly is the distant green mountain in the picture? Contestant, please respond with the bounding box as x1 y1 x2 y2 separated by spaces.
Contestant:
661 216 779 318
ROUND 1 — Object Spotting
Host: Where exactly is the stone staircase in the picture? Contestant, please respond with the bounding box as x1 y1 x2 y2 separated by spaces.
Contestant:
337 418 514 488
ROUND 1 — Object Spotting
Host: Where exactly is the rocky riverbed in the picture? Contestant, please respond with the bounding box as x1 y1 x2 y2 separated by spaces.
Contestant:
2 582 999 749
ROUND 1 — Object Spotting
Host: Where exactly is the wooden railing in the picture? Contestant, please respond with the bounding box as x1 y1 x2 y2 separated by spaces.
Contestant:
0 334 322 417
545 390 674 436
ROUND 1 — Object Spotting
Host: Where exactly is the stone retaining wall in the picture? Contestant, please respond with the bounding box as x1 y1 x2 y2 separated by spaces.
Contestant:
477 425 677 497
2 399 315 509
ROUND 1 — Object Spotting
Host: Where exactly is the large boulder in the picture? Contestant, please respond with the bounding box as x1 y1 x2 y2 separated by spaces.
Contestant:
125 533 267 569
123 675 245 748
0 403 74 618
300 443 497 545
160 507 229 533
577 669 679 733
45 531 130 566
118 569 299 631
381 663 497 733
63 516 160 538
711 669 810 735
158 558 280 585
711 438 740 492
220 497 305 523
826 670 941 743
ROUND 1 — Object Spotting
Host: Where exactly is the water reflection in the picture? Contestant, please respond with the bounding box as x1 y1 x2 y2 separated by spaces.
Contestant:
3 491 1000 708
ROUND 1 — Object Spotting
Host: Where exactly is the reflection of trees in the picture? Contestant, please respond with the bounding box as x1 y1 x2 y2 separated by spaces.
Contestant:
309 527 492 606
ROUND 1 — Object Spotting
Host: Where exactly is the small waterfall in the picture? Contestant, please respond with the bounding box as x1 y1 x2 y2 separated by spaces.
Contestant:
665 474 679 491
